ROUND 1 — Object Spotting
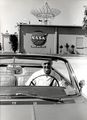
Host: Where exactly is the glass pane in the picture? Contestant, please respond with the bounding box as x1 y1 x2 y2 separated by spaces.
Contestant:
52 61 70 82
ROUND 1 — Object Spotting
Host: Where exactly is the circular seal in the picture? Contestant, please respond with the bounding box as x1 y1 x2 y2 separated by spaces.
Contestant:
31 31 48 46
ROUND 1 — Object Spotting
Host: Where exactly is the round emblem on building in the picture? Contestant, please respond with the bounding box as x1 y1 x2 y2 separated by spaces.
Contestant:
31 31 48 46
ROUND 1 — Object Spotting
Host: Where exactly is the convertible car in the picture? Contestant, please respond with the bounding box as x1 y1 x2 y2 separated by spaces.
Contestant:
0 53 87 120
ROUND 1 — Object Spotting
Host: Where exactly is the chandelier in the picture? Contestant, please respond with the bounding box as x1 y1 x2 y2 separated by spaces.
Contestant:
31 2 61 25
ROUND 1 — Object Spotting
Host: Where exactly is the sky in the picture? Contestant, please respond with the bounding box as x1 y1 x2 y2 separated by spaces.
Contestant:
0 0 87 34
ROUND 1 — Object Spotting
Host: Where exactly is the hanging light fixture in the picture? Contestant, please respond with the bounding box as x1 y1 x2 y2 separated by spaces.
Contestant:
31 2 61 25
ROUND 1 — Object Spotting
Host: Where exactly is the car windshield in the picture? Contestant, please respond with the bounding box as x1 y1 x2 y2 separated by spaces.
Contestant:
0 54 80 99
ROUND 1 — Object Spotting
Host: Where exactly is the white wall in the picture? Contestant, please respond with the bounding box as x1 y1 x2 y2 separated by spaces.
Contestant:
59 34 87 54
0 0 87 34
23 33 55 54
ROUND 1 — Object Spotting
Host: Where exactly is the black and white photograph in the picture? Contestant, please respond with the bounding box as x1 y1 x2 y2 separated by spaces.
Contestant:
0 0 87 120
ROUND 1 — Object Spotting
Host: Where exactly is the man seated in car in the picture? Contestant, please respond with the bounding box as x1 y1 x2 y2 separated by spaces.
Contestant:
25 61 59 86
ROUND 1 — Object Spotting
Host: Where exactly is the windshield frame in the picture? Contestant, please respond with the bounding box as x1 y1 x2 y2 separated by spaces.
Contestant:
0 54 80 99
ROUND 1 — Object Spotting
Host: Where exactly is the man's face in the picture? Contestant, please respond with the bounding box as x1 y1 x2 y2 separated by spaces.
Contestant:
43 63 51 75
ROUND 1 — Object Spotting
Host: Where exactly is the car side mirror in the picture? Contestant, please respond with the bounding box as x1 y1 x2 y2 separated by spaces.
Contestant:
79 80 85 92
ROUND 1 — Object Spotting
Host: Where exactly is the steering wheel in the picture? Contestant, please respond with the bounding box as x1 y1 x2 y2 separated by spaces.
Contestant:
29 74 59 86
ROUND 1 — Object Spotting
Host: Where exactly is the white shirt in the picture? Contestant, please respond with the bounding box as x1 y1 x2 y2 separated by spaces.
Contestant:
25 69 59 86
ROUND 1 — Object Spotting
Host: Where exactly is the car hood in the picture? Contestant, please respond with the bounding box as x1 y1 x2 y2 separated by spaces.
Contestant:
34 103 87 120
1 101 87 120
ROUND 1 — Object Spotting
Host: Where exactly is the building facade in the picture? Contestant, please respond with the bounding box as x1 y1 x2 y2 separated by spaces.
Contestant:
18 24 87 55
1 24 87 55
